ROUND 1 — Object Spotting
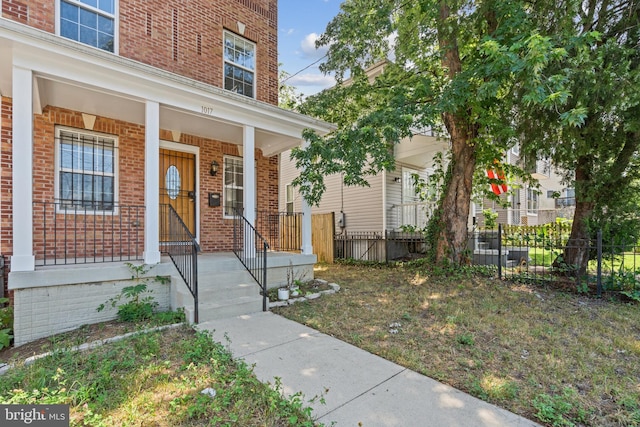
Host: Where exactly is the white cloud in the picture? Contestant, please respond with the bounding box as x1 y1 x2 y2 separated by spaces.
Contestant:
289 73 335 88
300 32 329 58
281 28 295 36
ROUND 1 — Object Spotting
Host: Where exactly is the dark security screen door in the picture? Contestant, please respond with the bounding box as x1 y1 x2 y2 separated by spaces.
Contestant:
160 149 196 236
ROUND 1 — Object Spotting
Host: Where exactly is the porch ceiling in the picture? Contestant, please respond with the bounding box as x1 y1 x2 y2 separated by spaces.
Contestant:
0 20 334 157
394 134 449 169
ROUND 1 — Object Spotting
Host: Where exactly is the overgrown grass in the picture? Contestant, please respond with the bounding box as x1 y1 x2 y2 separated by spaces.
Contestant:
273 263 640 427
0 325 321 426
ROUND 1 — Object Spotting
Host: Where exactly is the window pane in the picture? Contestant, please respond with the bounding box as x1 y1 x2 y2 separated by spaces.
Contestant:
79 8 97 29
79 25 98 47
80 0 98 8
61 2 78 22
98 15 113 34
98 0 114 14
98 32 114 52
61 19 79 41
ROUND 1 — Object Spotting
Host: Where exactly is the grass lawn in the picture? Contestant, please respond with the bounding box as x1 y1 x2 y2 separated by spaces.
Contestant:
0 324 320 426
273 262 640 427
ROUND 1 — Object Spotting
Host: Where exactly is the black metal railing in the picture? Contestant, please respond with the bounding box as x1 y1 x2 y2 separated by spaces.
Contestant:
255 210 303 252
33 201 145 266
470 224 640 297
233 208 268 311
160 204 200 323
334 231 428 263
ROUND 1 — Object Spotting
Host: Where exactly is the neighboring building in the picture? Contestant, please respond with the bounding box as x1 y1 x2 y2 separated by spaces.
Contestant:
474 146 574 228
0 0 333 345
280 133 449 233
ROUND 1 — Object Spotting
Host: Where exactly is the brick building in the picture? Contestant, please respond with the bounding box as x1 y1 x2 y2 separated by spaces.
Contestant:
0 0 332 345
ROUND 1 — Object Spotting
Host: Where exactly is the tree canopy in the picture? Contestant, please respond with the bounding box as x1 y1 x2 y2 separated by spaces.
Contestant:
517 0 640 273
294 0 585 265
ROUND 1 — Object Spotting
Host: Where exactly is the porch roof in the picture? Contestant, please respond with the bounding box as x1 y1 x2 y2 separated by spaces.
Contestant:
0 18 335 156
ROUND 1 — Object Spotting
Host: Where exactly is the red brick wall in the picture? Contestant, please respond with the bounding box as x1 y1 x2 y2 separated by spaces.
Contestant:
3 0 278 105
1 97 13 299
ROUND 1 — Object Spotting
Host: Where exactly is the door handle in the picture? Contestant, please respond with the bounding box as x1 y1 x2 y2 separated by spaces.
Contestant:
188 191 196 201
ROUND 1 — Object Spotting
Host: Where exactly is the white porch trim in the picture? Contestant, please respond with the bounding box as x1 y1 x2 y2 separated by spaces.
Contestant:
144 100 161 264
300 138 313 255
11 65 35 272
243 125 256 227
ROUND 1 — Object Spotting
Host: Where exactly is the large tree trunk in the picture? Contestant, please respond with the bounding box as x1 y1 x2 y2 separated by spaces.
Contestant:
562 157 594 276
434 117 476 265
431 3 478 265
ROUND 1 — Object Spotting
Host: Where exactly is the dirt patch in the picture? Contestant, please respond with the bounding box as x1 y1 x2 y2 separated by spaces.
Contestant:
1 321 164 365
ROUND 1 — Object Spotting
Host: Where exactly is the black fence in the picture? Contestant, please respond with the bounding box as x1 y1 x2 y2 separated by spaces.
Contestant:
471 225 640 296
33 201 145 266
334 225 640 298
334 230 427 262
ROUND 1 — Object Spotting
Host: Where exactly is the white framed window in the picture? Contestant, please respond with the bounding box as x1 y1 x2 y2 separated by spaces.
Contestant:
402 167 420 204
223 156 244 217
285 184 294 214
58 0 117 53
511 143 520 156
223 31 256 98
55 127 117 211
526 187 539 215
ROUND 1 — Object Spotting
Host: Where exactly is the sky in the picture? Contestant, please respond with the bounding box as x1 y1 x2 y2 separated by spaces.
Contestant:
278 0 343 97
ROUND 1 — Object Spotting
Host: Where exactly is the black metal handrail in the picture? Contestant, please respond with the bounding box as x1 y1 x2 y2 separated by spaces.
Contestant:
160 204 200 323
33 200 145 266
233 208 268 311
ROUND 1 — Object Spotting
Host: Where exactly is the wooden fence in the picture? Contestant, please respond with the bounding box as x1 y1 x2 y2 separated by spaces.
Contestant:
312 212 335 263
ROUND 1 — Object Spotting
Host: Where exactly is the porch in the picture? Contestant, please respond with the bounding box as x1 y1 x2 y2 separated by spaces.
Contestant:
9 250 315 346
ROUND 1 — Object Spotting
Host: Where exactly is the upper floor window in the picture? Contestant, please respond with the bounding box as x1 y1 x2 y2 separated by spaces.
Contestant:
56 127 117 211
224 31 255 98
59 0 116 52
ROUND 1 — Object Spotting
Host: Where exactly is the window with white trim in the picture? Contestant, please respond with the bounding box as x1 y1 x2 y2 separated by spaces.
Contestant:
402 168 420 204
223 31 255 98
285 184 294 214
59 0 116 52
526 187 539 214
223 156 244 217
56 127 116 210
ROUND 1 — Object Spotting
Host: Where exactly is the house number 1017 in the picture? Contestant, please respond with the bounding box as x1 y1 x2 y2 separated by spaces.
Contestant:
201 106 215 115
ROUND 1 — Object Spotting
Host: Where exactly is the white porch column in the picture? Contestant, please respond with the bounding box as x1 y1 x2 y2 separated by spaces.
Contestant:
11 66 35 271
144 100 161 264
243 125 256 226
300 139 313 255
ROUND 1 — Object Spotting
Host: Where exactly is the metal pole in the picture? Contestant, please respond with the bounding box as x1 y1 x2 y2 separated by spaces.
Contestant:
498 223 502 279
263 241 268 312
596 229 603 297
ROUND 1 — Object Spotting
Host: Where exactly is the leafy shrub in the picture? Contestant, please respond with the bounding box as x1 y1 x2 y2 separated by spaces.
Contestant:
0 297 13 350
97 263 169 322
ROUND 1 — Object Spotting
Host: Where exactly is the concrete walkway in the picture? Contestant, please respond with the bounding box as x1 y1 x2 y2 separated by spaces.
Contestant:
199 312 539 427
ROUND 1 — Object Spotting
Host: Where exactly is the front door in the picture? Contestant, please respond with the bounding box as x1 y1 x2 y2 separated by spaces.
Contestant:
160 148 196 236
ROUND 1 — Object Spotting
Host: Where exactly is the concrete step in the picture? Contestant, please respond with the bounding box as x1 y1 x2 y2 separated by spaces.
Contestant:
198 295 265 323
197 269 256 289
198 281 260 300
